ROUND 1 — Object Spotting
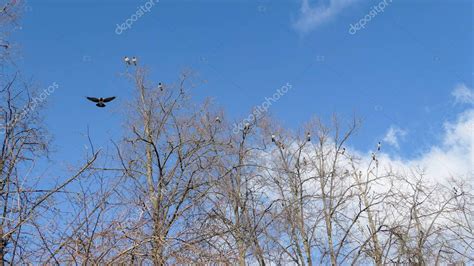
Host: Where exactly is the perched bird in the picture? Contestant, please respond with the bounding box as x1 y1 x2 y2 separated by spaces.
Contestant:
86 96 116 108
371 152 376 161
244 123 250 131
453 187 458 195
131 57 137 66
341 147 346 155
377 141 381 151
271 134 276 143
306 132 311 142
278 142 285 150
124 56 131 65
215 116 221 123
158 82 164 91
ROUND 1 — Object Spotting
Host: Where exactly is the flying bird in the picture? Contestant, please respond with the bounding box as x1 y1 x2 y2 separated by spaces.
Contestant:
306 132 311 142
86 96 116 108
124 56 131 65
132 57 137 66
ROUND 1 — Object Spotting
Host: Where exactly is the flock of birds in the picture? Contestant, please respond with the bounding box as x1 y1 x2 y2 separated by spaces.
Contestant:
86 56 166 108
270 132 382 168
85 57 384 169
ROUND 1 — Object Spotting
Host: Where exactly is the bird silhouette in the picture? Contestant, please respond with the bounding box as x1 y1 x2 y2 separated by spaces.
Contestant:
158 82 164 91
124 56 131 65
306 132 311 142
132 57 137 66
377 141 381 151
86 97 116 108
271 134 276 143
215 116 221 123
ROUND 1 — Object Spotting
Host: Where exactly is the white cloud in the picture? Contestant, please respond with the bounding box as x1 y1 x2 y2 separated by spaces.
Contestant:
382 126 407 149
413 110 474 181
378 85 474 182
260 84 473 186
378 109 473 183
293 0 358 33
452 83 474 105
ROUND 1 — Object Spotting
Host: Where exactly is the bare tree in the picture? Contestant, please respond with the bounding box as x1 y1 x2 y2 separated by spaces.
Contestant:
0 77 99 262
114 68 223 264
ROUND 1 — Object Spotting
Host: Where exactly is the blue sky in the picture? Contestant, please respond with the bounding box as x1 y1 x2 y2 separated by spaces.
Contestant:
12 0 472 169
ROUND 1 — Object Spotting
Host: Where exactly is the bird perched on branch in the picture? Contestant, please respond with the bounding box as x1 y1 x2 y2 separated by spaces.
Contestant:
306 132 311 142
86 96 116 108
215 116 221 123
244 123 250 132
131 57 137 66
271 134 276 143
277 141 285 149
124 56 131 65
158 82 164 91
377 141 381 151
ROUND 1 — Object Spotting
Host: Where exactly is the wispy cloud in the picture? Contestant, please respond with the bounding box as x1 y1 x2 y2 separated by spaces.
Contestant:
452 83 474 105
380 109 474 182
293 0 359 33
383 125 407 149
378 85 474 182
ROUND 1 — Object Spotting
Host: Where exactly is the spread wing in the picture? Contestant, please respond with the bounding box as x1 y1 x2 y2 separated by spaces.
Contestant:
87 97 100 103
103 96 116 103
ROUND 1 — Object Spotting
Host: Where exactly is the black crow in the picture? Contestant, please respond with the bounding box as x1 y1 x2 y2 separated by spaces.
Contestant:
87 97 116 108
